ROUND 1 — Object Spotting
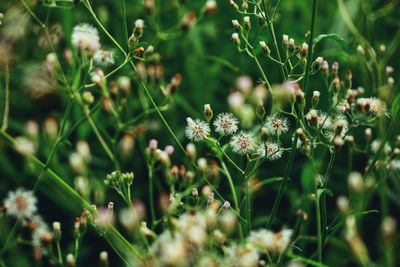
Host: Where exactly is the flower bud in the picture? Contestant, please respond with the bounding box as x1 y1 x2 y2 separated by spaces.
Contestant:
99 251 109 267
312 91 320 106
203 104 213 122
259 41 270 56
348 172 364 192
300 42 308 58
231 32 240 45
243 16 251 29
82 91 94 105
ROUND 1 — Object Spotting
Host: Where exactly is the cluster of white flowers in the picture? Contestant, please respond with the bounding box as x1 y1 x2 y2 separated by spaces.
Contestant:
3 189 54 250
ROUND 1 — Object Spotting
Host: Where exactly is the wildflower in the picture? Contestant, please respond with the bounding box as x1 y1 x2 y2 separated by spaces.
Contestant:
32 225 53 248
348 172 364 192
231 32 240 45
44 117 58 140
382 216 397 239
213 113 239 136
66 254 76 267
243 16 251 29
248 229 293 254
94 202 115 228
134 19 145 34
93 50 115 66
257 141 283 161
186 143 197 160
203 104 213 122
71 23 100 54
228 91 244 110
371 139 392 154
300 42 308 57
164 145 174 156
225 245 259 267
148 139 158 151
15 137 36 156
283 34 289 47
264 116 289 135
151 232 188 266
204 0 218 14
219 210 237 235
100 251 109 266
331 115 349 138
337 195 350 213
232 19 241 31
185 118 210 142
230 131 256 155
369 97 387 116
192 188 199 197
198 158 208 172
119 207 140 230
3 188 37 218
82 91 94 105
222 201 231 209
91 69 105 87
365 128 372 141
312 91 320 105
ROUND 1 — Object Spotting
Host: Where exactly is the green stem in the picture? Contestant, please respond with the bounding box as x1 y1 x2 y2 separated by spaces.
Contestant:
316 187 323 263
1 62 9 131
148 164 156 226
221 161 243 241
266 133 298 228
302 0 318 95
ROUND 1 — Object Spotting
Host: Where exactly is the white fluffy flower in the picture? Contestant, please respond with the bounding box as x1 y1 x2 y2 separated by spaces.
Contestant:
257 141 283 161
3 188 37 218
213 113 239 135
230 131 256 155
369 97 387 116
371 139 392 154
264 116 289 135
93 50 115 66
185 118 210 142
247 229 293 254
71 23 101 53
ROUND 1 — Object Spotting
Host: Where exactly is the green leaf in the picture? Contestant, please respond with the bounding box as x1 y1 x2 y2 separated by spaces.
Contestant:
313 33 347 49
391 92 400 120
301 162 315 193
317 188 334 198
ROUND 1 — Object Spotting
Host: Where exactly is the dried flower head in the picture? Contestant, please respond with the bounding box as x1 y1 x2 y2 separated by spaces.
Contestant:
185 118 210 142
213 113 239 136
3 188 37 218
264 116 289 135
230 131 256 155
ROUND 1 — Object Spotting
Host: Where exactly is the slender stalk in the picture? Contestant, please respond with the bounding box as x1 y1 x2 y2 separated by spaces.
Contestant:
316 187 323 262
1 62 9 131
148 164 156 226
302 0 318 95
221 161 243 240
266 133 298 228
83 0 188 158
